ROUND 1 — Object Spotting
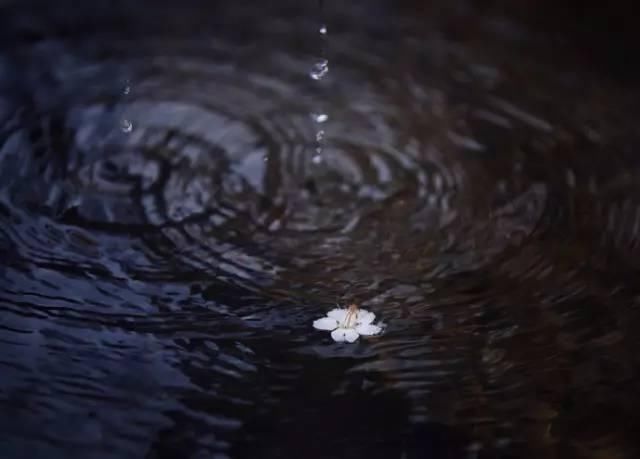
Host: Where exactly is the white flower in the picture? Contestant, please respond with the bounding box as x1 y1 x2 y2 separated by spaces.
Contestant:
312 304 383 343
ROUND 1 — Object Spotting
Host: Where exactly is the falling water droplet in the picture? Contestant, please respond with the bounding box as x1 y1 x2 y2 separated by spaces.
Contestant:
312 154 323 165
316 130 325 142
309 59 329 81
311 113 329 124
319 25 327 35
312 112 329 123
121 80 133 133
121 119 133 133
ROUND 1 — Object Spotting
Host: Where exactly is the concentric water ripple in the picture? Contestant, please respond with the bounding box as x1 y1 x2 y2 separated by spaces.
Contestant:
2 1 640 458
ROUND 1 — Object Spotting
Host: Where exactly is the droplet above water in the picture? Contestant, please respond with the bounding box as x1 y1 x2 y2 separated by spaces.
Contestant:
312 112 329 123
121 119 133 133
310 59 329 81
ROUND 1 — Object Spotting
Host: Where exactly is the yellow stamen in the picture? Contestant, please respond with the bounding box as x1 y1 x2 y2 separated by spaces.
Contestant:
342 303 359 327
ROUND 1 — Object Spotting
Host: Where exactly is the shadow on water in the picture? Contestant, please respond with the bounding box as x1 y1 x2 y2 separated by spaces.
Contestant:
1 0 640 458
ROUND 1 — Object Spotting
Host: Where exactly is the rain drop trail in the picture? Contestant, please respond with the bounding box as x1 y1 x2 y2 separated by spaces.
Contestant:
309 3 329 165
121 80 133 133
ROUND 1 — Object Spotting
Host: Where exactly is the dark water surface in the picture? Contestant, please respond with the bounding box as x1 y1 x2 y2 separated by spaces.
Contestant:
2 1 640 458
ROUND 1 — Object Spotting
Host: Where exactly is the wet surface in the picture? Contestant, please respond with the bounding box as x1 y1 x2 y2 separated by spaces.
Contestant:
1 1 640 458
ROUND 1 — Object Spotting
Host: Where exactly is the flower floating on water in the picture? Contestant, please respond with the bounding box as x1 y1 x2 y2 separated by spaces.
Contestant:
313 303 383 343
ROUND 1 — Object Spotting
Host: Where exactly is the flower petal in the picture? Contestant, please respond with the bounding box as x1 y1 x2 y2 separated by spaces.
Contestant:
355 323 382 336
343 328 360 343
327 308 348 322
356 310 375 325
331 328 347 342
330 328 360 343
313 317 338 331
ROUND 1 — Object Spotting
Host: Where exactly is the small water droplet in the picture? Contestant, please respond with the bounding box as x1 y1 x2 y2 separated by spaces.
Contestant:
312 154 323 165
310 59 329 81
121 119 133 133
123 85 131 95
315 130 325 142
319 25 327 35
311 112 329 123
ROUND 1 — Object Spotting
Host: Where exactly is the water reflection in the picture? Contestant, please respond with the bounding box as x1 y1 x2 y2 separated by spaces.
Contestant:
1 1 640 458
